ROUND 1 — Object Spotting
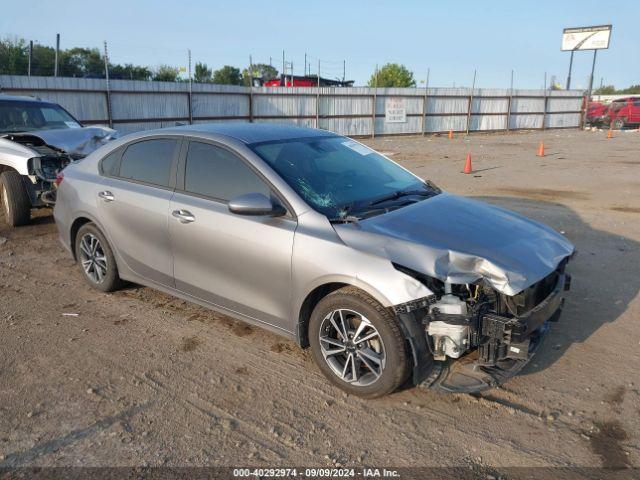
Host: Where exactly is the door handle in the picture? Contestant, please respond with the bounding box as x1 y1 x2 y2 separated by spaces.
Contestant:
172 209 195 224
98 190 115 202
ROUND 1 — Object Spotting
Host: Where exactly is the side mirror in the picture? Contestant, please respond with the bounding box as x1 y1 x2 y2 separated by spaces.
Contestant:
228 193 286 217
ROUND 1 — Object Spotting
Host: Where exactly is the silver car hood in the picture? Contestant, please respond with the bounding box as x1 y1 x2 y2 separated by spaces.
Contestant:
333 192 575 296
5 126 118 158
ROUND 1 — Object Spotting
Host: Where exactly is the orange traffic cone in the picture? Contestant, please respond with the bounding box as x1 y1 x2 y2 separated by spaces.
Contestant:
537 141 545 157
463 153 473 174
607 128 613 139
448 129 454 139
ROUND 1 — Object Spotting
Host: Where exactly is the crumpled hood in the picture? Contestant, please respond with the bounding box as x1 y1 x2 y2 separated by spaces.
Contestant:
333 192 575 296
7 126 118 158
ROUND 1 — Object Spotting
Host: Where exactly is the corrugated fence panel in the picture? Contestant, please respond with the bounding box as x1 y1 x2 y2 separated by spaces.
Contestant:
253 95 316 117
192 93 249 118
320 117 371 136
110 92 188 121
511 97 545 113
0 75 585 136
322 96 372 116
545 113 581 128
510 114 543 130
547 97 583 112
425 116 468 132
472 97 509 114
471 115 508 130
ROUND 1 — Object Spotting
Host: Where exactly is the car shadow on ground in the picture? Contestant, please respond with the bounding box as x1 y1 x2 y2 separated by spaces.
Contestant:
474 196 639 376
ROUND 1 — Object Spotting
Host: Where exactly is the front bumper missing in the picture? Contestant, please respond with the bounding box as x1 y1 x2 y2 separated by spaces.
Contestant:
417 273 569 393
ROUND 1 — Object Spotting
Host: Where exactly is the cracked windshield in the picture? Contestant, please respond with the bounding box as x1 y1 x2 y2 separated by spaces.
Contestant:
251 136 438 220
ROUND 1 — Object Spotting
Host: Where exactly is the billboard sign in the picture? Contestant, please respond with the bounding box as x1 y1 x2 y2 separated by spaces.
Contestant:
562 25 612 51
385 98 406 123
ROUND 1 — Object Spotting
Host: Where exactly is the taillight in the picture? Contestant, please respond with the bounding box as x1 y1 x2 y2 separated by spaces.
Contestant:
54 171 64 186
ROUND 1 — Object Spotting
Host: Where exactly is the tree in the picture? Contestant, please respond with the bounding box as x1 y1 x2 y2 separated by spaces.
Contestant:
242 63 278 86
60 47 104 77
194 62 212 83
110 63 152 81
594 85 616 95
153 65 180 82
0 37 28 75
620 84 640 94
213 65 242 85
368 63 415 88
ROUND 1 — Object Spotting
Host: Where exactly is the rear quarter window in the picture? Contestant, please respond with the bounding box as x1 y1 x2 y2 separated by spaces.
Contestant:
99 150 121 176
119 139 178 187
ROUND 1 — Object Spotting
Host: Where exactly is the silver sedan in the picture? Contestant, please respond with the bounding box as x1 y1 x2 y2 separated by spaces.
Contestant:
54 124 574 398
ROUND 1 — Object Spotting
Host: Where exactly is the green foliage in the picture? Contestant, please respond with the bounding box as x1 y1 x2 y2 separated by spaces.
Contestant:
213 65 242 85
109 63 152 81
368 63 416 88
153 65 180 82
194 62 212 83
242 63 278 86
594 84 640 95
594 85 616 95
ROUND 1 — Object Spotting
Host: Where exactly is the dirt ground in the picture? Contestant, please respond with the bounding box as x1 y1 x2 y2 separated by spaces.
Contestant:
1 128 639 473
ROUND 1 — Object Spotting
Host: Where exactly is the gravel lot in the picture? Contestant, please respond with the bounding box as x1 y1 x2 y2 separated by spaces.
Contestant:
0 128 638 473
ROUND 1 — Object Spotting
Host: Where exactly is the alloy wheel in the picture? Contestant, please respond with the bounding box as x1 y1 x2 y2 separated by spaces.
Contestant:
318 309 386 387
79 233 108 284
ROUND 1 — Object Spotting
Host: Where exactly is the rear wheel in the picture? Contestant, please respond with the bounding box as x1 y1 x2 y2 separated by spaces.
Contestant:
75 223 123 292
0 171 31 227
612 118 625 130
309 287 410 398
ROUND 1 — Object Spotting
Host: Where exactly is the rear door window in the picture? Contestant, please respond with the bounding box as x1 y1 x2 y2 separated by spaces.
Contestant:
120 139 178 187
184 141 270 201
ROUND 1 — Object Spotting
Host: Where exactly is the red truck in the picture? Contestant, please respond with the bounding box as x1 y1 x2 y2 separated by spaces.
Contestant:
605 97 640 129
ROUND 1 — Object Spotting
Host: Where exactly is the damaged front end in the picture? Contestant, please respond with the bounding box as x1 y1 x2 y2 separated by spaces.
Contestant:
3 127 117 206
394 258 572 393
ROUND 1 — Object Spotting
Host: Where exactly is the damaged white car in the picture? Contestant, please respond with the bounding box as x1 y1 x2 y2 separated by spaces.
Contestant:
54 124 574 398
0 94 117 226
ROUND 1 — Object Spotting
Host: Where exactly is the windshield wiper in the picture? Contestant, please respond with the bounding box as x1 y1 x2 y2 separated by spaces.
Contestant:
368 187 436 207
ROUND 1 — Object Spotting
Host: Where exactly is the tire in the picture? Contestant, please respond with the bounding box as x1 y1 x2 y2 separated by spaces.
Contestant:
74 223 124 292
612 118 625 130
309 286 410 398
0 171 31 227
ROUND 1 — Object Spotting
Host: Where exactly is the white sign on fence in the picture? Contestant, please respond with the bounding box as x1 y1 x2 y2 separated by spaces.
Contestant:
385 97 407 123
561 25 612 51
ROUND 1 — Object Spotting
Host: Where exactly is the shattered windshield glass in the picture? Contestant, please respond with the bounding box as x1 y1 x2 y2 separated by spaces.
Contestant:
250 136 437 220
0 100 81 134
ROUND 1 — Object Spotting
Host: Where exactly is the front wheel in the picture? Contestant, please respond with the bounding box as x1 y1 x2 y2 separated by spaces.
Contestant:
0 171 31 227
309 287 410 398
612 118 625 130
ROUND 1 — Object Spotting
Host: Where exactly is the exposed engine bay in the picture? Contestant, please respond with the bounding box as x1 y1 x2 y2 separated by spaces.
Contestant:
394 258 572 393
6 134 73 205
0 126 117 206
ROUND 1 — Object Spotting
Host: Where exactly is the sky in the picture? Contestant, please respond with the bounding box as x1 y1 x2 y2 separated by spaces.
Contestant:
1 0 638 89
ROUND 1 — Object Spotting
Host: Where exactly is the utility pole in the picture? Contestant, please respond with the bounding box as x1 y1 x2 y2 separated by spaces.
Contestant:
304 53 307 77
28 41 33 76
103 41 113 128
54 33 60 77
282 50 285 86
342 60 345 83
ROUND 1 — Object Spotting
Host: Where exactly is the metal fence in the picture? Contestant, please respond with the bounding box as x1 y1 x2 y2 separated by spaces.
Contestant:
0 75 585 137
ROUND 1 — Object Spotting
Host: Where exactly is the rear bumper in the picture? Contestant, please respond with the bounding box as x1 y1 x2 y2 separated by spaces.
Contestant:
422 273 569 393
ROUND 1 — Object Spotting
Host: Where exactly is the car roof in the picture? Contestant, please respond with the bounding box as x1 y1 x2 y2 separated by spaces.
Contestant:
0 93 55 104
162 123 338 144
